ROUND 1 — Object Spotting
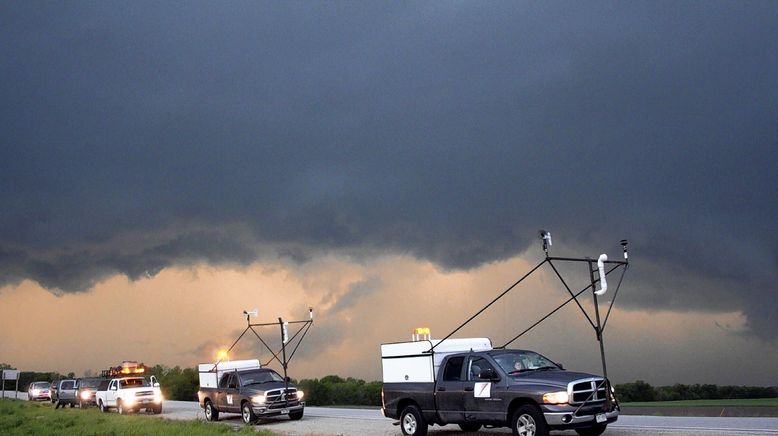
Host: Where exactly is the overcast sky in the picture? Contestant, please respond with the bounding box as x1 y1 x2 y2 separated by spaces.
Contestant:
1 2 777 385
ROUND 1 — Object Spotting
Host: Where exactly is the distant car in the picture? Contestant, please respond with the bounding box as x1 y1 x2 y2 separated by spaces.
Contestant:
76 378 105 408
27 381 51 401
49 379 61 403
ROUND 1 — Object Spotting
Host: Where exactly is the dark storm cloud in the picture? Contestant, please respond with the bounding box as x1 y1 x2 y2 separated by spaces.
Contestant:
1 2 777 337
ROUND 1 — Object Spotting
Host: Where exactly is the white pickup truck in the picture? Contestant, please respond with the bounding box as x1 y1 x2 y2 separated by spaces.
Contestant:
95 375 163 414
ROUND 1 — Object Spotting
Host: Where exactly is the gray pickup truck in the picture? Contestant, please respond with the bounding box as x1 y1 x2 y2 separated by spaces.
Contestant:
197 367 304 424
382 349 619 436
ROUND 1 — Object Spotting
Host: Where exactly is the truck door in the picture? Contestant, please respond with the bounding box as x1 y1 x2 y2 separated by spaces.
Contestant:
217 372 240 413
60 380 76 401
463 355 505 421
435 356 466 423
107 380 118 406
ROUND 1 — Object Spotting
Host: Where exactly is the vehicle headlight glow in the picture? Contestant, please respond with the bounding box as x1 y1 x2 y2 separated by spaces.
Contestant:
154 393 163 403
81 391 92 400
123 396 136 406
542 391 569 404
296 390 304 400
252 394 266 405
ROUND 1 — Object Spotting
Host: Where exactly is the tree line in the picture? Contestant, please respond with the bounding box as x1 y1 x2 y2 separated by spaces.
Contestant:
4 363 776 405
614 380 778 403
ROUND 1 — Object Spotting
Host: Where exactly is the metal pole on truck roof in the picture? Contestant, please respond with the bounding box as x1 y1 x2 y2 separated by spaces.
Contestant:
279 317 289 407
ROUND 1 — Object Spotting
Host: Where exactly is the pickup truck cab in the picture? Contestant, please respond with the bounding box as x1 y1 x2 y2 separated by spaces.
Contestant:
197 360 304 424
381 338 619 436
95 376 162 414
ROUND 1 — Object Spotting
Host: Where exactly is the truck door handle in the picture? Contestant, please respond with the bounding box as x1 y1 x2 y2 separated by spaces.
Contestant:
437 387 446 392
464 387 474 392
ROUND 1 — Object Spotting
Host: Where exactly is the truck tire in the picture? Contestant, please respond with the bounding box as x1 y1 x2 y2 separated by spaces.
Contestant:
511 405 548 436
241 401 257 425
152 405 163 415
118 400 130 415
204 400 219 421
575 424 607 436
99 400 107 413
289 409 304 420
459 423 482 432
400 404 428 436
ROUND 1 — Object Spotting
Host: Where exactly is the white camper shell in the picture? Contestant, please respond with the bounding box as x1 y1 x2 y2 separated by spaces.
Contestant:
198 359 261 388
381 338 492 383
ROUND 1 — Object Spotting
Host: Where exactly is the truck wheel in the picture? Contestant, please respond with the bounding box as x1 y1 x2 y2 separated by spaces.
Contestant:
152 405 162 415
511 405 548 436
289 410 303 420
459 422 482 432
400 405 428 436
204 400 219 421
575 424 607 436
118 400 129 415
241 401 257 425
99 400 107 413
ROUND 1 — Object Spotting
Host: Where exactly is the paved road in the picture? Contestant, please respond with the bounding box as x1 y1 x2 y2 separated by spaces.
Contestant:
159 399 778 435
5 392 778 435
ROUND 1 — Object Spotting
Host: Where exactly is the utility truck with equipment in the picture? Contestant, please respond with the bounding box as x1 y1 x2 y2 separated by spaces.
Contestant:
197 359 304 424
197 308 314 425
381 233 630 436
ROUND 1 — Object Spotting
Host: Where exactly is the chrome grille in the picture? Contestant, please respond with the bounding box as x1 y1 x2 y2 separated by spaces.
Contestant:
265 387 298 403
568 378 607 405
135 390 154 397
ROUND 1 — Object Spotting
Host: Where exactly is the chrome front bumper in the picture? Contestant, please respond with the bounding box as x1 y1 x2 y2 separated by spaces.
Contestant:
544 408 619 427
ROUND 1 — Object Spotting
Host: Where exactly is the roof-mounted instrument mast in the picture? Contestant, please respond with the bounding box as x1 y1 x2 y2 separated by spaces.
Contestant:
429 231 629 403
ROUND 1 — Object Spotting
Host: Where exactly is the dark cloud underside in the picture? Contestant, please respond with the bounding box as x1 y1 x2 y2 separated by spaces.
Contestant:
1 2 777 338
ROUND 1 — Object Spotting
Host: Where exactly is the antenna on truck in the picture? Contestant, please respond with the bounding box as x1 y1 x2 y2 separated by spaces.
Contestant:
428 231 629 409
212 307 315 403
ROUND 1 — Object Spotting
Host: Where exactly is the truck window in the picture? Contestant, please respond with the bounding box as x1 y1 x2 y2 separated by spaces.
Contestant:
468 356 496 381
61 381 75 389
442 356 465 381
219 373 233 389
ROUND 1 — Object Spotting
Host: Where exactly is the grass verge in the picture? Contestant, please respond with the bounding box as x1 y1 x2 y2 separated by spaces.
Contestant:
0 400 277 435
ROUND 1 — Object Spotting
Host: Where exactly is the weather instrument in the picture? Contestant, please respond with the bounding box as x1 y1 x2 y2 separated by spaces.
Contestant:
429 231 630 410
210 307 315 400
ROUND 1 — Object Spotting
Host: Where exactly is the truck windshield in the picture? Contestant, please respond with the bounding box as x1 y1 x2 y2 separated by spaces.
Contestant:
239 370 284 386
79 379 103 388
120 378 151 388
492 350 561 374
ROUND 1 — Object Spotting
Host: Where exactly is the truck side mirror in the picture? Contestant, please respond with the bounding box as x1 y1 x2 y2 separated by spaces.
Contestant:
110 385 117 391
154 382 160 387
557 363 565 370
285 376 291 383
479 368 499 381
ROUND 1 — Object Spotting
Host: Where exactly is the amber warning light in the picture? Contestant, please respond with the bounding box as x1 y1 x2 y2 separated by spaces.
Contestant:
412 327 431 341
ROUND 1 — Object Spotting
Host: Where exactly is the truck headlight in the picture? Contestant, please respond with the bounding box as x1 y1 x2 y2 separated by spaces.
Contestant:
542 391 569 404
123 396 136 406
154 393 164 403
252 395 266 405
296 390 304 400
81 391 92 400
